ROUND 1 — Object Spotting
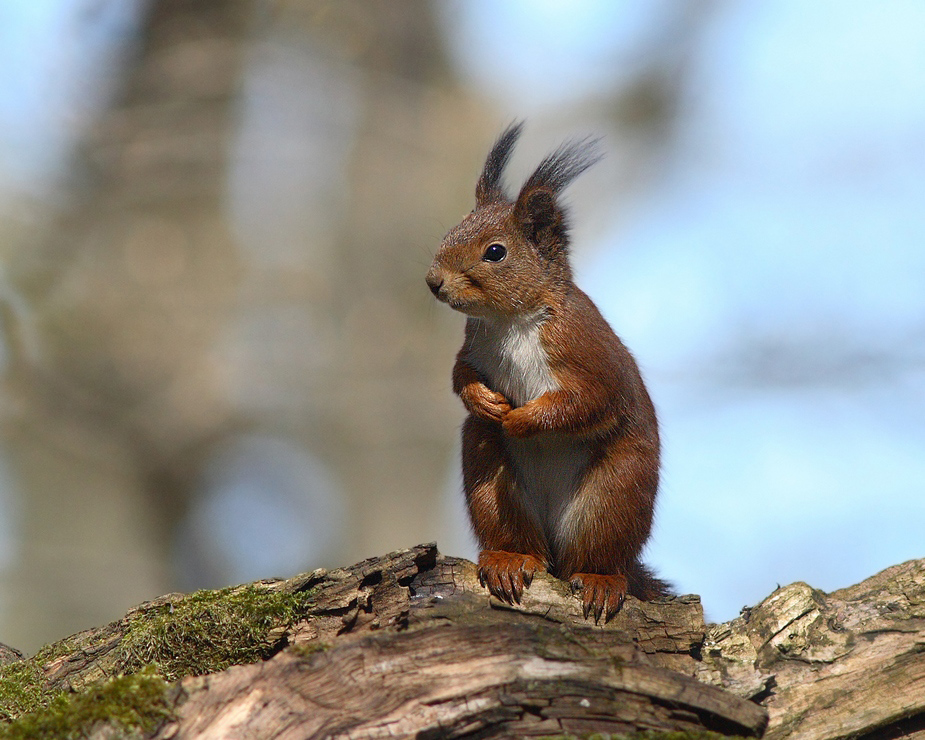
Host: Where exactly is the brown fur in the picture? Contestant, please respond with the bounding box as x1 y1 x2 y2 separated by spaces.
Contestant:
426 123 672 622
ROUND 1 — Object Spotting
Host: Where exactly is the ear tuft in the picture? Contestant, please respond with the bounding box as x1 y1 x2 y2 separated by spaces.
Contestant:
519 135 603 196
475 121 523 207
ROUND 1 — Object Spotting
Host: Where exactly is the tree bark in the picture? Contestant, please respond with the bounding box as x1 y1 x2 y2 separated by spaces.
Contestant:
1 545 923 739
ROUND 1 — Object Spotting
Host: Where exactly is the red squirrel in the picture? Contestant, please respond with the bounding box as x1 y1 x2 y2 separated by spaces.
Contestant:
426 122 671 622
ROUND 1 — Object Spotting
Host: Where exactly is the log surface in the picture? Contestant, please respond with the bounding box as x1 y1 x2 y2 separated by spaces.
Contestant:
2 543 924 740
699 558 925 740
150 545 762 738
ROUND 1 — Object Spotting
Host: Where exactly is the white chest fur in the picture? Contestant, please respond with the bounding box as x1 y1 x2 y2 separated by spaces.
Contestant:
464 313 558 408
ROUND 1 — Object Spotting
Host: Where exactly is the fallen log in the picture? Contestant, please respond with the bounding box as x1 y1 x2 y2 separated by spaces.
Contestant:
0 544 921 739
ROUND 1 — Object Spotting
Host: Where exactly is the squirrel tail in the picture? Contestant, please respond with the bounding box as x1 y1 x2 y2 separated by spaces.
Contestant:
628 560 674 601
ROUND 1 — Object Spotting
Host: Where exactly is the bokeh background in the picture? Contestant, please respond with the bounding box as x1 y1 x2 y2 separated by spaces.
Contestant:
0 0 922 654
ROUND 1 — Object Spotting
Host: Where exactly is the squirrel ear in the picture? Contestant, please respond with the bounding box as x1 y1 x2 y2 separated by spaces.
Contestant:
514 187 562 252
513 135 601 258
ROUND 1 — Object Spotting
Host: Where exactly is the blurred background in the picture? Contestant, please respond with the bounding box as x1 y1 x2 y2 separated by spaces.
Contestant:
0 0 922 654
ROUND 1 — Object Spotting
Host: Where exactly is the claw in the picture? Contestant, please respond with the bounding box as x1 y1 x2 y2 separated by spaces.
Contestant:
499 569 514 602
508 569 523 603
570 573 628 624
477 551 546 605
596 588 605 622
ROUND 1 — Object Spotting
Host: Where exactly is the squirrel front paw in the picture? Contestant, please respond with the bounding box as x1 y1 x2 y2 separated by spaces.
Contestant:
477 550 545 604
569 572 627 624
501 405 539 438
461 383 511 423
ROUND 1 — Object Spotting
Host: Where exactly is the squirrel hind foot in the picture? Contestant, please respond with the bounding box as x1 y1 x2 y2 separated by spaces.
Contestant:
477 550 546 604
569 572 627 623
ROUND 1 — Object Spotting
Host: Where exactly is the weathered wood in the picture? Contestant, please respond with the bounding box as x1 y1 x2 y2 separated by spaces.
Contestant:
4 545 923 739
0 645 23 668
147 545 763 738
699 558 925 740
289 548 706 673
159 622 764 739
1 543 765 738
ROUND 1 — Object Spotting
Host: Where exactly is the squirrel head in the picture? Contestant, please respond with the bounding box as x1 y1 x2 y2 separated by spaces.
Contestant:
426 122 601 320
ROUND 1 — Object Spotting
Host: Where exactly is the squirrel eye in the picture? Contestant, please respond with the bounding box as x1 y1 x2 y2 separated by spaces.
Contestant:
482 243 507 262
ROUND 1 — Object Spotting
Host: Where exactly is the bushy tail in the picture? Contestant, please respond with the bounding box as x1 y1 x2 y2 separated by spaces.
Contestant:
628 560 674 601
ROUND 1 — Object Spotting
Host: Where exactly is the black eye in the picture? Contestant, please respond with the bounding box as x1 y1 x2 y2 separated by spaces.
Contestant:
482 243 507 262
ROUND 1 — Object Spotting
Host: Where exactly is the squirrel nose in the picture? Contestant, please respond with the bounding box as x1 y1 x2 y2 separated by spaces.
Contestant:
426 272 444 297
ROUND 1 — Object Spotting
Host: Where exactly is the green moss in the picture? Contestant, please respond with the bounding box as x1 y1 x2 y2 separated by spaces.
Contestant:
0 635 81 720
0 668 171 740
118 584 316 681
0 661 51 722
0 582 317 724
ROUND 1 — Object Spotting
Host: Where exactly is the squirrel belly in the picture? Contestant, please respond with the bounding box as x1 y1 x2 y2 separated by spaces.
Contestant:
427 122 672 622
461 311 593 564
